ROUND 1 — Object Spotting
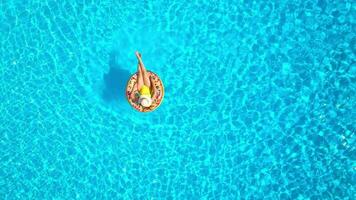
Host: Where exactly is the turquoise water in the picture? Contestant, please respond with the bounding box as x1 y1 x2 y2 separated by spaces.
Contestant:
1 0 355 199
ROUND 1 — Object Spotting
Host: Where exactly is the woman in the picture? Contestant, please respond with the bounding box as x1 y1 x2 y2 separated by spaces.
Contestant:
129 51 159 107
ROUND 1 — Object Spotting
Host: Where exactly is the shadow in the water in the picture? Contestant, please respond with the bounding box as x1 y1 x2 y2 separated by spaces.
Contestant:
102 52 131 103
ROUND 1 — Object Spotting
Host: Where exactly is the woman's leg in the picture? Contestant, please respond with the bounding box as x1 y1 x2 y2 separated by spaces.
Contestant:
137 64 143 91
141 65 151 88
137 54 151 87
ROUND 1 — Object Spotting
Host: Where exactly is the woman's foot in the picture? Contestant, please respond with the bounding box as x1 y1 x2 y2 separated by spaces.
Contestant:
135 51 142 59
135 51 145 70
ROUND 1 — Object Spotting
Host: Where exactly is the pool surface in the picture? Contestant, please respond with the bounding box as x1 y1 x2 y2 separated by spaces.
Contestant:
1 0 355 199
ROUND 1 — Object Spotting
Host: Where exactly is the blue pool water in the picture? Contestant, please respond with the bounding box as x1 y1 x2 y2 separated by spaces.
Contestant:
1 0 355 199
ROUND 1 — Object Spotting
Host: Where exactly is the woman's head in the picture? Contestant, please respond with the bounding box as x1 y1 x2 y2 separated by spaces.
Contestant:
139 96 152 107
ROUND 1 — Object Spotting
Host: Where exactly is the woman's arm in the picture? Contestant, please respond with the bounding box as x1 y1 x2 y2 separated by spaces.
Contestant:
153 87 160 98
130 82 138 100
150 78 162 100
150 76 156 97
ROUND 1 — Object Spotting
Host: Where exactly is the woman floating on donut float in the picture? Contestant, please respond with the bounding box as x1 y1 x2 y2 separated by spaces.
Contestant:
126 51 164 112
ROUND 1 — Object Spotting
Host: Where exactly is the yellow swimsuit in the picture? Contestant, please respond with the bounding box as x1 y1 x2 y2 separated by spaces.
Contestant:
139 85 151 96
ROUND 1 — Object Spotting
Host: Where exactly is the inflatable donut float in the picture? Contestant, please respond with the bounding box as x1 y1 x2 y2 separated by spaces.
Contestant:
126 71 164 112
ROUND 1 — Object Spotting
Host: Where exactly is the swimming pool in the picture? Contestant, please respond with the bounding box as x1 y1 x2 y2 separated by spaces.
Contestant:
0 0 355 199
